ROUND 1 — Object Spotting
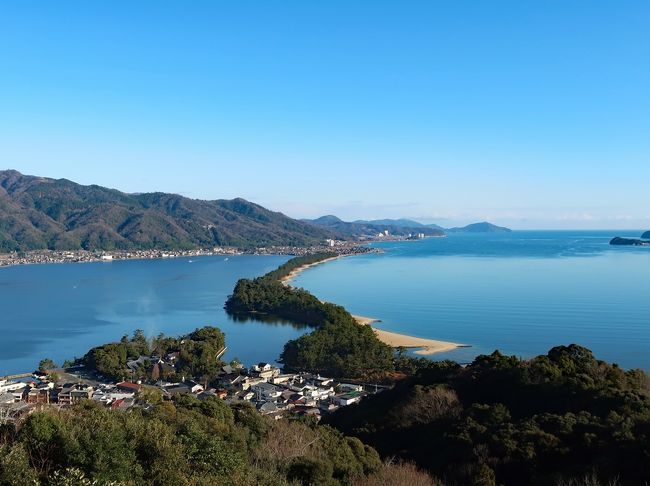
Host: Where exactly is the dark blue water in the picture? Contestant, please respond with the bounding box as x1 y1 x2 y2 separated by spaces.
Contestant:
0 255 300 375
293 231 650 370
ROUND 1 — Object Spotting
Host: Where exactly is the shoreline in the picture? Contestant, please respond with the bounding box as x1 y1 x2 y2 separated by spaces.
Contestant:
353 315 462 355
279 253 465 356
0 245 372 270
280 256 344 286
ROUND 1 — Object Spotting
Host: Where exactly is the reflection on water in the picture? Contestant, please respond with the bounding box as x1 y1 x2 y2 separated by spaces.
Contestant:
227 311 312 329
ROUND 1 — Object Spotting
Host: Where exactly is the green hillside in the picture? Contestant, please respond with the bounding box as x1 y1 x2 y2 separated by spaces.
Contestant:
0 170 334 252
326 345 650 485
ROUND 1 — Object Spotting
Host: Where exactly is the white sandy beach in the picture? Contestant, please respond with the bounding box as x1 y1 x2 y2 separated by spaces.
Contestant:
280 256 342 286
353 315 461 355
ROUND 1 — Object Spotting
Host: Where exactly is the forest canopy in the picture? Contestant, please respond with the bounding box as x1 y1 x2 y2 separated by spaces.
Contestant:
326 344 650 486
225 254 394 378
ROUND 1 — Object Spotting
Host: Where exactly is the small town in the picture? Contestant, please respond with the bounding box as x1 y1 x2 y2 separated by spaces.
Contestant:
0 355 385 427
0 241 376 268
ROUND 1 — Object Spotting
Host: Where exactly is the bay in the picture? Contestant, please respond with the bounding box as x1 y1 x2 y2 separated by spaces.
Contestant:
292 231 650 370
0 255 302 375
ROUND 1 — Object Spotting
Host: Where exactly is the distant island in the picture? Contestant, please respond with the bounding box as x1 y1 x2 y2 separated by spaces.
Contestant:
446 221 512 233
643 231 650 239
0 170 334 252
303 215 511 238
610 235 650 246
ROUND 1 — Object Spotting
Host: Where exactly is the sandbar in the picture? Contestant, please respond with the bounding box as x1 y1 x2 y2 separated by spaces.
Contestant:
280 256 342 286
353 315 462 355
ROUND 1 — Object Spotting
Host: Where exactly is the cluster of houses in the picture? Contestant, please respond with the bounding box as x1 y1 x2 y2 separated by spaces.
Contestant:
0 242 373 268
212 362 371 418
0 362 379 424
0 376 142 418
0 376 89 423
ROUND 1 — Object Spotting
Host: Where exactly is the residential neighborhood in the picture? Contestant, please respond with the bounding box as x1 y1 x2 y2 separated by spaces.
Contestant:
0 358 383 426
0 242 374 268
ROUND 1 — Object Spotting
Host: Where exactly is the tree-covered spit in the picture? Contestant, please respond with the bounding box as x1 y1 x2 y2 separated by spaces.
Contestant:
225 254 394 378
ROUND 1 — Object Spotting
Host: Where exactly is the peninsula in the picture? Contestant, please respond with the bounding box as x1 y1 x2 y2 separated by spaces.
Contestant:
279 255 345 286
227 252 462 371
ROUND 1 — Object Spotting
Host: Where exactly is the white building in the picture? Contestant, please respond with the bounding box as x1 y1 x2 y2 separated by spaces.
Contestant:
0 380 26 394
251 382 282 401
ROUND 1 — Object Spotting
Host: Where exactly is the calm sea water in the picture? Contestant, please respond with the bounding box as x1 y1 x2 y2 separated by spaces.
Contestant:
0 255 299 375
293 231 650 370
2 232 649 375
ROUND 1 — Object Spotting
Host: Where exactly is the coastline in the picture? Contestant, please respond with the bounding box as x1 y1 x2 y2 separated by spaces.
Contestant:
353 315 462 355
280 253 464 356
0 244 370 270
279 255 344 286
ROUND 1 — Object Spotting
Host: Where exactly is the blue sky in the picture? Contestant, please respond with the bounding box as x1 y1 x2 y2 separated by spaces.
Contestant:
1 1 649 229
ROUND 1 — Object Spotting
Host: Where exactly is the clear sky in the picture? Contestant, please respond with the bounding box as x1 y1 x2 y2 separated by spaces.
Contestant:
1 2 649 229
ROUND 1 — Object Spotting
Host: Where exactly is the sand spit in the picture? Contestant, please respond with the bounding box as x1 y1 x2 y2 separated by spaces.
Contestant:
353 315 462 355
280 254 465 356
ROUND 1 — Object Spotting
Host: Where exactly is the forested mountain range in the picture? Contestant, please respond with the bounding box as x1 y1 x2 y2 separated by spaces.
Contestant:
0 169 514 253
0 170 334 252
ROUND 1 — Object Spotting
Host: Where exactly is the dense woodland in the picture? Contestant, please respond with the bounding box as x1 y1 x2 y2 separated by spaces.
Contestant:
0 170 332 252
0 394 426 485
83 327 226 383
225 254 395 378
327 345 650 485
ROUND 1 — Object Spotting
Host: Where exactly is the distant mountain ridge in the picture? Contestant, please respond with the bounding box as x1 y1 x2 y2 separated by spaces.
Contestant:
0 170 333 252
304 215 511 237
642 231 650 239
304 216 445 238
